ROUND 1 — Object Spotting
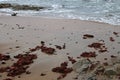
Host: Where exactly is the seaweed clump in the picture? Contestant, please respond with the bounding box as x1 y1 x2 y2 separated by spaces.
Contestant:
52 62 73 80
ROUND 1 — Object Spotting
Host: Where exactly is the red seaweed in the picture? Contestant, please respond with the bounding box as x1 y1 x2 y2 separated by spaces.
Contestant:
52 62 73 80
0 53 37 77
68 56 76 64
110 37 115 42
83 34 94 39
113 32 119 37
55 45 62 50
88 42 107 53
0 54 10 61
80 52 96 57
41 46 55 54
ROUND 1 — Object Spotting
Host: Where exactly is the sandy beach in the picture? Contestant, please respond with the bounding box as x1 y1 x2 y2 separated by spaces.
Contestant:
0 16 120 80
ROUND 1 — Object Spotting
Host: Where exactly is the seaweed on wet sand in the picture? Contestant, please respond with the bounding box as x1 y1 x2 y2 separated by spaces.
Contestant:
88 43 103 49
52 62 73 80
80 52 97 58
7 66 28 77
13 54 37 67
55 45 62 50
29 46 41 52
55 43 66 50
0 53 37 77
83 34 94 39
14 53 37 60
68 56 76 64
0 54 10 61
40 46 55 54
7 53 37 77
28 41 56 55
88 42 108 53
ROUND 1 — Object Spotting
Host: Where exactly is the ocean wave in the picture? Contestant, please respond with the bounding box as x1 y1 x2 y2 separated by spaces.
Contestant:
0 0 120 25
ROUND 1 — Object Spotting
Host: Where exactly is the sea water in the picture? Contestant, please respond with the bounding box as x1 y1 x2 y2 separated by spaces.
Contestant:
0 0 120 25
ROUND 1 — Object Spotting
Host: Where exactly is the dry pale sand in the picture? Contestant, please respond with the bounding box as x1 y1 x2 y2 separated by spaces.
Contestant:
0 16 120 80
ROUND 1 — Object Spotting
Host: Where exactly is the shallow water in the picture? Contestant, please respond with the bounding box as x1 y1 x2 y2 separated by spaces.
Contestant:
0 0 120 25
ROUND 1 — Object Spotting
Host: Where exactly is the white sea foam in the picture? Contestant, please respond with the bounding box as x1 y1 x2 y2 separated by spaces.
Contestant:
0 0 120 25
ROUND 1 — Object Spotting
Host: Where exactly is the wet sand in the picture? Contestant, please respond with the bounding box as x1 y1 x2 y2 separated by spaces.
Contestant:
0 16 120 80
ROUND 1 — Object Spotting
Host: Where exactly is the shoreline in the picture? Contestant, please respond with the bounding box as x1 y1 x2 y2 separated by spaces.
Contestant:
0 12 120 26
0 16 120 80
0 14 120 27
